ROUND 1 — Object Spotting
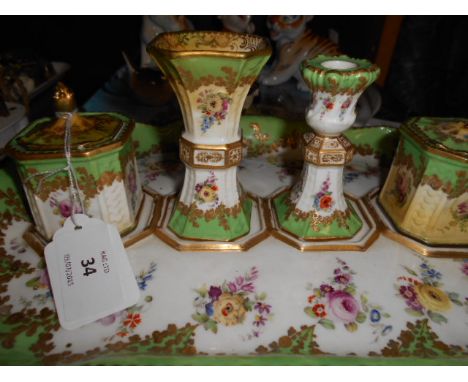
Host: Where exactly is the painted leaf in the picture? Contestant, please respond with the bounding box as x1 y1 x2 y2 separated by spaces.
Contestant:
356 311 367 324
448 292 459 299
25 277 40 288
204 319 218 334
304 307 317 318
450 299 462 306
345 322 358 332
344 284 356 295
318 318 335 330
360 294 369 312
191 313 209 324
448 292 462 306
255 325 325 355
421 277 431 285
143 323 198 356
195 286 208 298
244 298 254 311
221 281 230 293
369 319 465 358
314 288 323 297
38 258 47 269
403 266 418 276
427 310 448 324
404 308 424 317
257 292 267 301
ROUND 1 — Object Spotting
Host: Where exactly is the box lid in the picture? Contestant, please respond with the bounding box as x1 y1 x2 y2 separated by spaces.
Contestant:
5 112 134 160
401 117 468 163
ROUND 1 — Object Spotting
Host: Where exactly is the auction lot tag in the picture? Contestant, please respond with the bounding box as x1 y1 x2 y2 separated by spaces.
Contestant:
44 214 139 330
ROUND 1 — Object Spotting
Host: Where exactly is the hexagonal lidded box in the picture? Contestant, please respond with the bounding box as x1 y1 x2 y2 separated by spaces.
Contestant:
5 112 143 241
379 117 467 246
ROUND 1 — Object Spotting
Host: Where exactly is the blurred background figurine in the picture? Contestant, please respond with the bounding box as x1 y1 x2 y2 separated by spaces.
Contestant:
218 15 255 34
140 16 194 68
260 15 339 91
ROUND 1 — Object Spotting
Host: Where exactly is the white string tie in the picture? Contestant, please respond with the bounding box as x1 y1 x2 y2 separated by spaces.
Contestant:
24 112 85 229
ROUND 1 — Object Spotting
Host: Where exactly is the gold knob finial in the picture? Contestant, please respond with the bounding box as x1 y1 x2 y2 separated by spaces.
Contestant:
53 82 76 113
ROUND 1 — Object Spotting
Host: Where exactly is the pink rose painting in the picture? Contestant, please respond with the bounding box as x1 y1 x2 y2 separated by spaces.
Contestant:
328 290 359 323
462 261 468 277
58 199 82 218
304 258 392 340
50 194 83 219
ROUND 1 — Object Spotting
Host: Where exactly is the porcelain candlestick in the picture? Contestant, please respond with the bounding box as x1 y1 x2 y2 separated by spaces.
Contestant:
273 55 380 240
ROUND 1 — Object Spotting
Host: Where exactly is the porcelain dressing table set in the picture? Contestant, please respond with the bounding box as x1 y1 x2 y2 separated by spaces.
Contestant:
1 29 467 365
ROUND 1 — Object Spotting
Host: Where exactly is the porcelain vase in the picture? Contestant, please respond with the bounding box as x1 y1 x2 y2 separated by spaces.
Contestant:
273 55 380 240
147 31 271 241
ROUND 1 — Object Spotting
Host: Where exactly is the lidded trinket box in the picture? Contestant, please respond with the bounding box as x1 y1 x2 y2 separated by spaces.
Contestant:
5 106 143 241
379 117 467 246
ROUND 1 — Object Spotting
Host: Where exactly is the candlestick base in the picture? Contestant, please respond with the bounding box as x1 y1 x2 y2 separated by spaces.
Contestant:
273 190 362 240
272 189 362 240
268 189 379 251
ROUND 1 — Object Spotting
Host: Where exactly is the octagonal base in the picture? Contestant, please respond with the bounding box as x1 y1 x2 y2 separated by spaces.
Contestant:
272 189 363 240
168 198 253 242
154 194 269 252
365 188 468 258
267 189 379 251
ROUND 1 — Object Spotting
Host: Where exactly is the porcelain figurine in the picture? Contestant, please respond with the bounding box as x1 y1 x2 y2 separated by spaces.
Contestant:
379 117 468 246
272 55 380 240
218 16 255 34
260 16 339 91
147 31 271 241
140 16 194 68
5 84 143 241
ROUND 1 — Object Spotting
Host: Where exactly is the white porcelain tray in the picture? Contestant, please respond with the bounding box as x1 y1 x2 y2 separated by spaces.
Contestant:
0 117 467 365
